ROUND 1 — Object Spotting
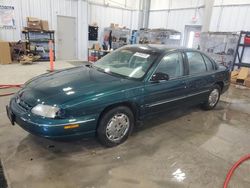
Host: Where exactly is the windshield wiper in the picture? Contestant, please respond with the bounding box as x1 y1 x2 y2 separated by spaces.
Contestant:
85 64 93 68
90 65 131 80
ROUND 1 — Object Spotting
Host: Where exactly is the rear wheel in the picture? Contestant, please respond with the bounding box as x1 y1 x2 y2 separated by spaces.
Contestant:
97 106 134 147
202 85 221 110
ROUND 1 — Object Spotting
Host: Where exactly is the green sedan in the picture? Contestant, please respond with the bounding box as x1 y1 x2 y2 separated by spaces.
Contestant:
6 44 230 147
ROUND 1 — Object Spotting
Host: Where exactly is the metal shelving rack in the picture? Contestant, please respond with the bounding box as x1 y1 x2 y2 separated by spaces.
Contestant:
22 30 55 61
232 31 250 70
137 29 182 47
88 49 110 62
104 27 130 50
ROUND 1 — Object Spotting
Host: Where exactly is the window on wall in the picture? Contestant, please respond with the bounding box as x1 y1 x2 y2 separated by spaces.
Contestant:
186 52 207 74
155 52 184 79
187 31 195 48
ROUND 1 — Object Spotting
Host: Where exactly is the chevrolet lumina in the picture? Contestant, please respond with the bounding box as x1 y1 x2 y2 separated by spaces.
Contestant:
6 45 230 147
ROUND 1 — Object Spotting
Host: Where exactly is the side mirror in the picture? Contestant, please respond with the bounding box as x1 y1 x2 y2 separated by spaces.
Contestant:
151 72 169 82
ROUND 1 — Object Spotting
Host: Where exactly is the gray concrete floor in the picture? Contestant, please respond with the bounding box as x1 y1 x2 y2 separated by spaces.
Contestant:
0 61 81 84
1 62 250 188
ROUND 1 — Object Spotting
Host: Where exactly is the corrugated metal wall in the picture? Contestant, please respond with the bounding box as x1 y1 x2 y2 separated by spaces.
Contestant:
1 0 250 59
149 0 250 33
149 8 204 32
88 4 132 29
0 0 138 60
88 3 139 45
148 0 204 45
0 0 88 59
210 4 250 31
150 0 205 10
88 0 140 10
0 0 78 41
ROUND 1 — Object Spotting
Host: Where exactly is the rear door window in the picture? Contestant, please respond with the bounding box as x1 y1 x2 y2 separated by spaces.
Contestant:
186 52 207 75
202 55 214 71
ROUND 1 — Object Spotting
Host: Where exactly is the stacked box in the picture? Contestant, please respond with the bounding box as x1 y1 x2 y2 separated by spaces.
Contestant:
41 20 49 31
26 17 49 31
0 41 12 64
27 17 41 30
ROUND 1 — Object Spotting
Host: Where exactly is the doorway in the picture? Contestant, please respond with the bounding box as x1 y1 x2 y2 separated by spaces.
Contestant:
184 25 202 49
57 16 77 60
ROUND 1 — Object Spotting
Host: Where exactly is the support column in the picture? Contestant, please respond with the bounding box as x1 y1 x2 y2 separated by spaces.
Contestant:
77 0 88 60
138 0 151 29
202 0 215 32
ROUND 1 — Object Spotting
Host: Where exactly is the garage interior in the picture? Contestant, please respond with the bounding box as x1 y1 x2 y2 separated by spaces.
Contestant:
1 0 250 187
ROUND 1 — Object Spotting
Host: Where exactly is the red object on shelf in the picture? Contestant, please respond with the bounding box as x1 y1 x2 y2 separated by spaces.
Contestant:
244 36 250 44
88 56 95 62
88 55 98 62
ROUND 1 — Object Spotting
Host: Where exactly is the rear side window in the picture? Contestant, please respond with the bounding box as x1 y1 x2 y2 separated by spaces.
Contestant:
186 52 206 74
202 55 214 71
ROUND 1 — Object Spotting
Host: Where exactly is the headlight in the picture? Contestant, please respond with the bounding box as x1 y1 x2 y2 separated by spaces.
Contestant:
31 104 60 118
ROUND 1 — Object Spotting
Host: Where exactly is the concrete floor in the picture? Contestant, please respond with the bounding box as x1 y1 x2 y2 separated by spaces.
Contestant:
1 62 250 188
0 60 80 84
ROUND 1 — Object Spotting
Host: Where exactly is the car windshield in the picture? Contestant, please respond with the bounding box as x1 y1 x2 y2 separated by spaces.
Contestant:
93 48 157 79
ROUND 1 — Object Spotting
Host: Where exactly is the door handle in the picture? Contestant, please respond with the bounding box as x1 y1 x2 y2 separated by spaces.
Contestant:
182 81 188 88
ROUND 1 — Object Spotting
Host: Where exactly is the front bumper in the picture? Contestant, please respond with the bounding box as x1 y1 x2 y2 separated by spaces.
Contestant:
6 98 98 139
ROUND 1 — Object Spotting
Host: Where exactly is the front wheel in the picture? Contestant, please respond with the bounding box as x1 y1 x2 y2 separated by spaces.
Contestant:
202 85 221 110
97 106 134 147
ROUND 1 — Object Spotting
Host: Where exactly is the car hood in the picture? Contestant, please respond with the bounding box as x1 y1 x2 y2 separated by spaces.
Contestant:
18 66 141 107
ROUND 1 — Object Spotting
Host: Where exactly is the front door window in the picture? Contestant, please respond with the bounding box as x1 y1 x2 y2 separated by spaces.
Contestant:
154 52 184 79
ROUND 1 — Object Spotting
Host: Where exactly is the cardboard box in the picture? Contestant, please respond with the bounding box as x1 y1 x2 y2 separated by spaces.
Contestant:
231 70 239 79
230 77 237 84
9 42 27 61
93 43 100 51
237 67 249 80
244 76 250 88
41 20 49 30
27 17 39 22
27 21 41 30
27 17 41 30
91 22 98 27
0 41 12 64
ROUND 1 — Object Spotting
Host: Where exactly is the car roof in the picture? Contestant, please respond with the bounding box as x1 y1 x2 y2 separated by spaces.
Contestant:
124 44 197 54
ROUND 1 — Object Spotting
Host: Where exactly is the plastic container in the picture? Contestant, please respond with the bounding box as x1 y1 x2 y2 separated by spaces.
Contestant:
244 35 250 45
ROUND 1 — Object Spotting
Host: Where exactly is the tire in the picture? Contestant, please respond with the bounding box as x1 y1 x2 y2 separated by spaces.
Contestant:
97 106 134 147
202 85 221 110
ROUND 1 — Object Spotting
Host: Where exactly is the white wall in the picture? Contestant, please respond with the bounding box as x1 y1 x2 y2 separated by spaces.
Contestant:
77 0 88 60
149 0 204 44
214 0 250 5
0 0 139 60
0 0 88 60
89 0 140 10
149 8 204 31
0 0 79 41
148 0 250 33
87 1 139 46
88 5 139 29
1 0 250 60
150 0 204 10
210 0 250 32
